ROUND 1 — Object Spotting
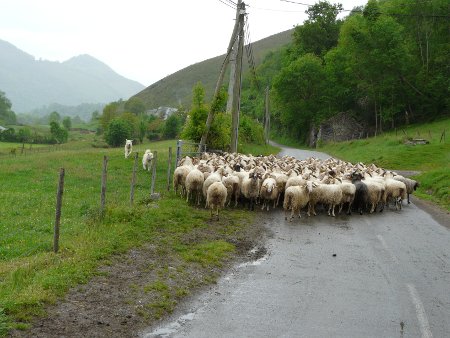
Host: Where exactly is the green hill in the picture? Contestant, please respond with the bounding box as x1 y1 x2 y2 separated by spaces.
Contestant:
133 29 293 109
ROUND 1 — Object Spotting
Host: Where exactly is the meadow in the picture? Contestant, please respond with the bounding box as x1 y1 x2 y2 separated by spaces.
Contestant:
0 132 279 335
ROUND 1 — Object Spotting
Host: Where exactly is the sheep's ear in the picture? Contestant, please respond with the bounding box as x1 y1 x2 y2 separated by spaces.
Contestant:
249 172 254 178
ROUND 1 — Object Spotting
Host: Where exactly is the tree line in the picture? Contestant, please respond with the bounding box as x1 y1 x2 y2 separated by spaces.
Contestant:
239 0 449 143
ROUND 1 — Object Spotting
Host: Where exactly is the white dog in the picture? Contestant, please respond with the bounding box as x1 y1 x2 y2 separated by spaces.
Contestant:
142 149 154 171
124 139 133 158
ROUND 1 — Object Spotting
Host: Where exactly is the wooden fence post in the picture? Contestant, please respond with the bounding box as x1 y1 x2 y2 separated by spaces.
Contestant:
53 168 65 253
167 147 172 191
130 152 139 206
150 151 158 195
100 156 108 215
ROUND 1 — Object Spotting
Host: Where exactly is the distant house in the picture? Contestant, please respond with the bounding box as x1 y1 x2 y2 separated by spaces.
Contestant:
146 107 178 120
0 125 8 132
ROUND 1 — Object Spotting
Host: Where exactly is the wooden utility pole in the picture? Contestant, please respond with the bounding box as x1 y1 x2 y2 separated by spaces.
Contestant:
264 86 270 144
230 9 245 153
198 0 246 152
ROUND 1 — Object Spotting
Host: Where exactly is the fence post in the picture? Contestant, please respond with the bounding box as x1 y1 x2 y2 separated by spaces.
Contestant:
167 147 172 191
100 156 108 215
130 152 139 206
53 168 65 253
150 151 158 195
176 140 182 166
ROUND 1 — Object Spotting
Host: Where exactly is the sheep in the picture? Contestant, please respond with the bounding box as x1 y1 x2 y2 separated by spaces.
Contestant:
222 174 240 207
308 182 343 217
206 181 228 220
283 182 313 221
335 178 356 215
202 167 227 201
124 139 133 158
173 156 194 196
351 171 369 215
393 175 419 204
384 178 407 210
142 149 154 171
259 175 279 211
185 168 205 206
241 172 262 211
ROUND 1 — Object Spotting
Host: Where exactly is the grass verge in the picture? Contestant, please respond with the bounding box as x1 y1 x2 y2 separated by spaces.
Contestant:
0 137 273 336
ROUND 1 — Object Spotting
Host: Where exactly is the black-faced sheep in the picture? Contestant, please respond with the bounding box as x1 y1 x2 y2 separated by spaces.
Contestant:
393 175 419 204
241 172 262 211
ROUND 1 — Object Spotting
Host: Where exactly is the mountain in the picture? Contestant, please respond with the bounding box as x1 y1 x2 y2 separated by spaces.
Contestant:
133 29 293 110
0 39 145 113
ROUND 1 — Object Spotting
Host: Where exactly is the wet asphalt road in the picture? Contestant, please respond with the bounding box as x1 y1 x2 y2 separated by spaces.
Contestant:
142 146 450 338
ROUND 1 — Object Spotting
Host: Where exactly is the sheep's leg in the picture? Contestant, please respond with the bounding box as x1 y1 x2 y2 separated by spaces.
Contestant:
273 199 277 209
331 204 336 217
347 202 352 215
261 200 265 211
186 190 190 203
407 193 411 204
289 208 295 222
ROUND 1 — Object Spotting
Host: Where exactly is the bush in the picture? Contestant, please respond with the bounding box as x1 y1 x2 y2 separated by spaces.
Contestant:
104 118 133 147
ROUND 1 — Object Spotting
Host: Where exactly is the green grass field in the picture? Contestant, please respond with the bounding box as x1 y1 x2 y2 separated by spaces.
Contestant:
319 118 450 210
0 135 279 335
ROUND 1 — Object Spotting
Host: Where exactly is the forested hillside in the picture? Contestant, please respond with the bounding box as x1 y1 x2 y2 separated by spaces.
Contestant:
133 29 293 109
241 0 449 143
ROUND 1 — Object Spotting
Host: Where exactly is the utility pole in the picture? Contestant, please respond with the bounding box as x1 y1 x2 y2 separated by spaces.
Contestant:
264 86 270 144
230 5 245 153
198 0 246 153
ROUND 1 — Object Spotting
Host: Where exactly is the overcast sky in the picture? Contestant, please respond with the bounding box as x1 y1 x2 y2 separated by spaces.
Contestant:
1 0 368 87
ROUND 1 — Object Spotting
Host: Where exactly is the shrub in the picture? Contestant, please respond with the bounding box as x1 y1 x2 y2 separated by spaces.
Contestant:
104 118 133 147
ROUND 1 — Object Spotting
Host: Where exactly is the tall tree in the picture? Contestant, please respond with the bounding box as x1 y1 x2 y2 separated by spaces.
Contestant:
292 1 343 58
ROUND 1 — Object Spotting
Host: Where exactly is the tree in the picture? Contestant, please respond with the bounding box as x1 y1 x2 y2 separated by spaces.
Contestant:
62 116 72 130
292 1 343 58
163 114 180 139
48 111 61 124
124 97 146 115
272 53 328 141
104 118 133 147
0 91 17 125
50 121 68 143
101 102 120 131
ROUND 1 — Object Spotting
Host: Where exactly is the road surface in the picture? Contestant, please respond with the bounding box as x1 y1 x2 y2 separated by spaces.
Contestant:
141 146 450 338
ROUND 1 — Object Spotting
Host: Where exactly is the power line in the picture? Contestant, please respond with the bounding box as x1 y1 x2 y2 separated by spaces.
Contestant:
218 0 236 10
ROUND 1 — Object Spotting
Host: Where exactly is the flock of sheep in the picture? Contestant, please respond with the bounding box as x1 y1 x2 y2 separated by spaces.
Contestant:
172 152 419 221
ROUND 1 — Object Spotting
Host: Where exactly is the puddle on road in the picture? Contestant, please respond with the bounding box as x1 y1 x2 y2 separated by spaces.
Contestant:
143 246 269 337
143 312 195 338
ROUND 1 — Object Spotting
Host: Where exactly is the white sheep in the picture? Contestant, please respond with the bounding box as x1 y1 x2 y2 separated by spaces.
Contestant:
206 181 228 220
173 156 194 196
308 182 343 217
241 172 262 211
222 174 240 207
283 182 313 221
142 149 154 171
202 167 227 200
185 167 205 206
260 175 279 211
124 139 133 158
